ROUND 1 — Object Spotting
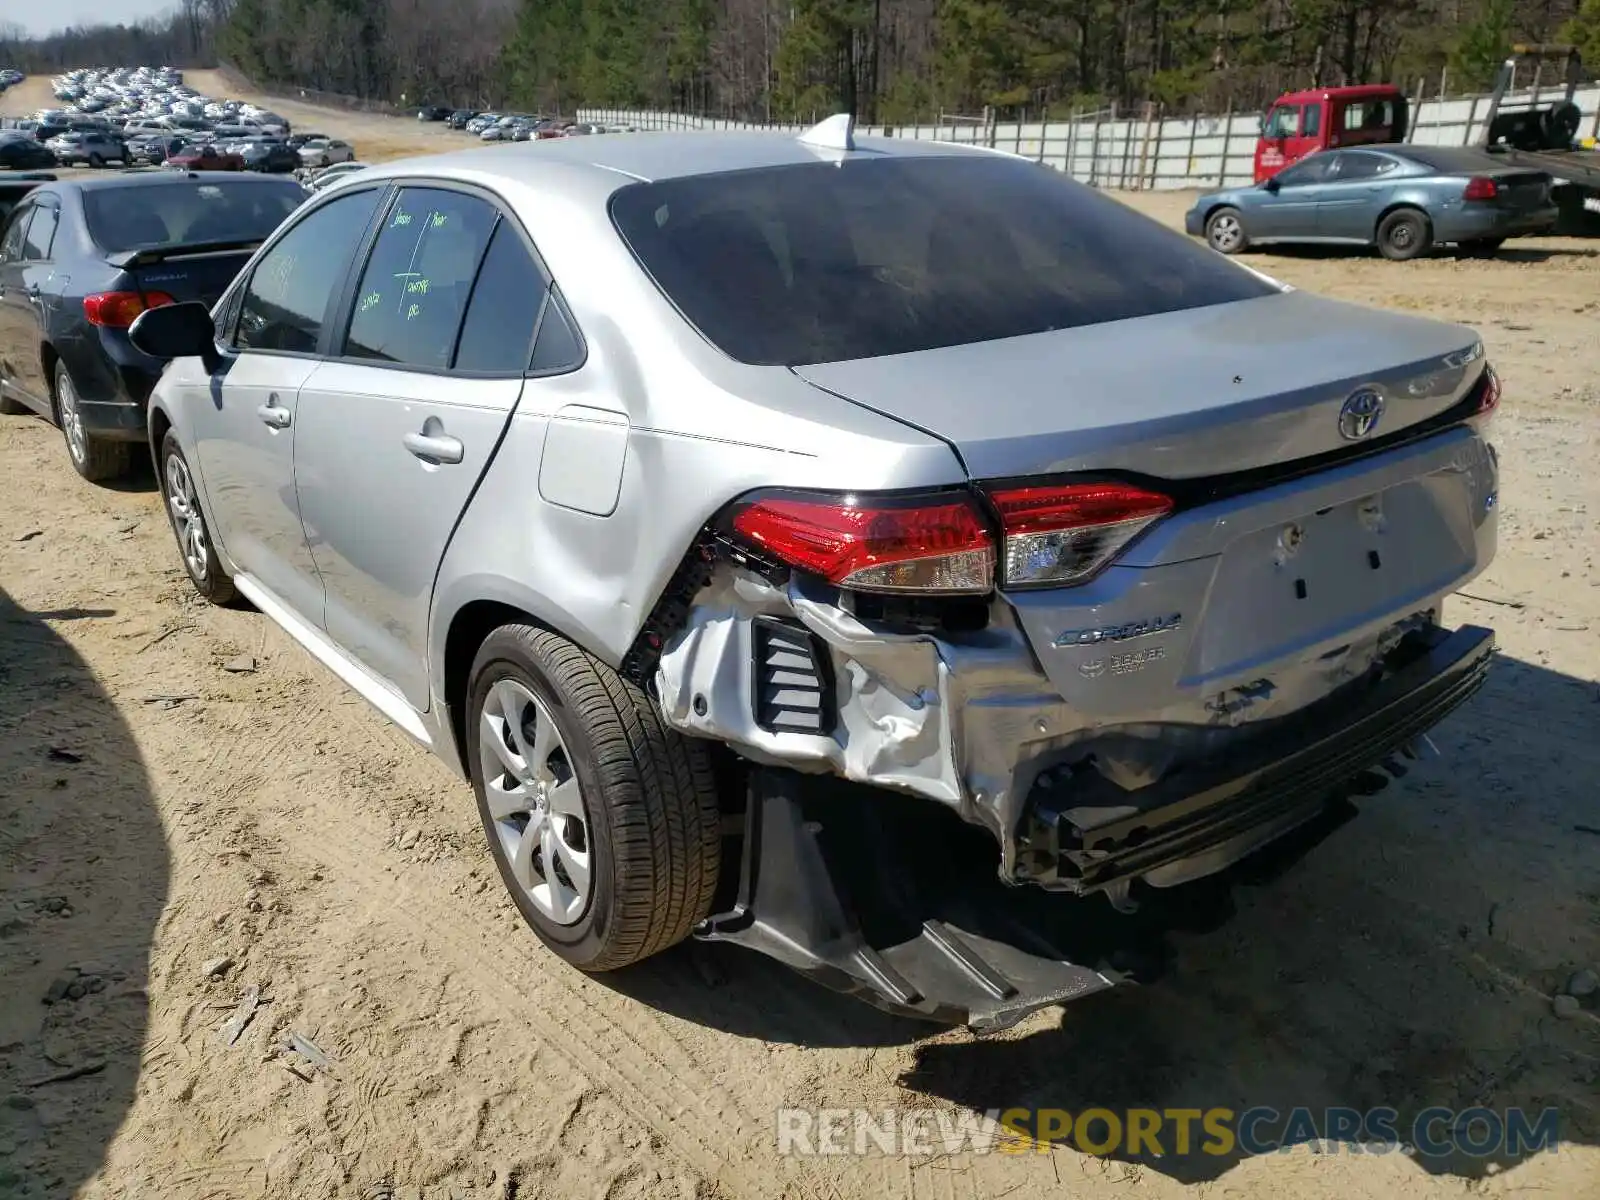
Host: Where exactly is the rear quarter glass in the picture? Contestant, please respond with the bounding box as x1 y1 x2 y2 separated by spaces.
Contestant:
609 155 1277 367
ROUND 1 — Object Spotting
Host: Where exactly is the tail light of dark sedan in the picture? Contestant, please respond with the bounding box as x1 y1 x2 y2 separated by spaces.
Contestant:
726 480 1175 595
83 290 176 329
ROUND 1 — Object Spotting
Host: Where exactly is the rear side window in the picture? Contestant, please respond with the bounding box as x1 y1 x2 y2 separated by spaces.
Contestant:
342 187 498 370
1332 151 1398 181
610 155 1275 367
452 220 552 373
237 187 383 354
82 179 304 252
0 205 32 261
22 204 58 260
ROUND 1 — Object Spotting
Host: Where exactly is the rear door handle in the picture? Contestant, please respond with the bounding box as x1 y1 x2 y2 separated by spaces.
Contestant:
403 430 464 464
256 400 291 429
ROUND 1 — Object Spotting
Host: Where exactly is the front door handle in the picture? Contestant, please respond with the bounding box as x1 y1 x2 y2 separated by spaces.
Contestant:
256 401 291 429
403 430 464 464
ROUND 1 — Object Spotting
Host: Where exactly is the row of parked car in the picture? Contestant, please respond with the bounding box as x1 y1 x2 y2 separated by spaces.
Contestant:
417 105 628 142
0 68 359 176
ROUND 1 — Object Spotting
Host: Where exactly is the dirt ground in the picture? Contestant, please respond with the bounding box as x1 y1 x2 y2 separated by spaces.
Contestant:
2 71 1598 1200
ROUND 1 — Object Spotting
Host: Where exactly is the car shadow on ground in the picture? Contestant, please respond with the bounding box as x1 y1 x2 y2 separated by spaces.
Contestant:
608 650 1600 1182
0 588 167 1196
1250 244 1600 263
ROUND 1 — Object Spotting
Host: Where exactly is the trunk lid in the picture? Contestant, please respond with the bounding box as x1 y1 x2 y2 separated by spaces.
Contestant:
108 241 262 309
792 290 1482 482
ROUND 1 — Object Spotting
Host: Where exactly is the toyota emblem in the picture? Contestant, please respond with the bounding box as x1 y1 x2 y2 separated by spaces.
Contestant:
1338 388 1385 440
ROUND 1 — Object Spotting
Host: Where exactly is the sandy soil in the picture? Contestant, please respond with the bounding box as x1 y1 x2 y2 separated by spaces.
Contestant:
2 70 1599 1200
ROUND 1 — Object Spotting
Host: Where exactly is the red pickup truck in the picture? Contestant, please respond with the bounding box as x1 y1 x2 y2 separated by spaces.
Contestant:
165 144 246 172
1254 84 1409 182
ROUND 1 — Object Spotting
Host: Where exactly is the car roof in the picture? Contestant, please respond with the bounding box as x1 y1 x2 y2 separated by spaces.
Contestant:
364 129 999 188
1274 84 1404 105
40 170 302 194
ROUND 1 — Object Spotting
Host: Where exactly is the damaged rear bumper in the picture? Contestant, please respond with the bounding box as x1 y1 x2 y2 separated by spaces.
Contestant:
1015 622 1494 894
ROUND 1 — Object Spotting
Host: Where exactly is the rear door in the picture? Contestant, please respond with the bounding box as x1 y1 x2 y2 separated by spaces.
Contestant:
0 202 41 406
292 185 549 709
1315 150 1404 240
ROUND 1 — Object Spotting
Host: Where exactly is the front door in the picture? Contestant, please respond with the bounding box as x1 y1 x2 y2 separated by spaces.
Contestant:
292 187 548 709
1250 154 1339 239
189 184 386 626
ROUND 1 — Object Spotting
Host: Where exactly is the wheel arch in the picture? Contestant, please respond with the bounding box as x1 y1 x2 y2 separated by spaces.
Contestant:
1373 201 1432 243
147 401 173 474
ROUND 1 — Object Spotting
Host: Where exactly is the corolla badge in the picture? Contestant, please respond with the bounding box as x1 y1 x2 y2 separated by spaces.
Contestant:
1338 388 1385 441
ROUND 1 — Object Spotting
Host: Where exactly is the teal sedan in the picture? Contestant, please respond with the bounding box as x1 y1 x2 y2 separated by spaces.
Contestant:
1186 145 1558 260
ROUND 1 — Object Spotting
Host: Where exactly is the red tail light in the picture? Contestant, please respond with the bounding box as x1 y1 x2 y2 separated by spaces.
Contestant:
1475 364 1501 415
988 482 1174 588
730 492 994 594
1462 176 1499 202
83 290 177 329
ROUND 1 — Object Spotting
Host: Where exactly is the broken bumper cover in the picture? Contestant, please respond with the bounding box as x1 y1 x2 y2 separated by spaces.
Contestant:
1018 623 1495 895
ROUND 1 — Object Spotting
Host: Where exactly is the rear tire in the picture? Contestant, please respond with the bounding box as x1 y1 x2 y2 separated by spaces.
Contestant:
1377 208 1431 260
54 364 129 483
88 152 104 168
1205 207 1248 255
1459 237 1505 257
467 625 722 972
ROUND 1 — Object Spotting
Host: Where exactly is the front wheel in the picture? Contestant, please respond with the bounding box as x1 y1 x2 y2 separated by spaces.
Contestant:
467 625 722 972
1377 209 1432 261
55 364 129 482
1205 207 1248 255
159 431 237 604
88 152 104 167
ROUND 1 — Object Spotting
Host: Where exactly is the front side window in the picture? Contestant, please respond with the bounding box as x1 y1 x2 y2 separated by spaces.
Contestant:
21 203 57 260
342 187 498 370
236 187 383 354
1302 105 1322 137
1263 106 1301 139
610 155 1275 367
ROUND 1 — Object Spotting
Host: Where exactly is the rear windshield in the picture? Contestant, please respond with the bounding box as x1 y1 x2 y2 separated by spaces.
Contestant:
83 179 303 253
609 154 1276 366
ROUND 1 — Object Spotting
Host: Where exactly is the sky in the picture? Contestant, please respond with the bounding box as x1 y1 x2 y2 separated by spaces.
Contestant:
12 0 174 38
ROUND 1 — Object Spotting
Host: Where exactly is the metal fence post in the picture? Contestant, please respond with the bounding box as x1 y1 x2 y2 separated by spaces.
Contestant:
1218 103 1234 186
1038 106 1049 165
1088 108 1102 187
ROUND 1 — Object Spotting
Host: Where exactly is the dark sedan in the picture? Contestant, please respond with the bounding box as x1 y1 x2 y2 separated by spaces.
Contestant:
1186 145 1559 260
0 136 57 170
0 172 304 480
239 141 301 173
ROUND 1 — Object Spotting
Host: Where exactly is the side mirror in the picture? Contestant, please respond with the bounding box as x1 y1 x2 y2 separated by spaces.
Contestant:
129 301 221 373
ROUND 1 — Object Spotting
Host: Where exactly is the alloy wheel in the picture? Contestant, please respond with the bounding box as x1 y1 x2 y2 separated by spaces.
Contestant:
479 679 592 925
164 452 210 581
57 373 88 464
1210 213 1243 252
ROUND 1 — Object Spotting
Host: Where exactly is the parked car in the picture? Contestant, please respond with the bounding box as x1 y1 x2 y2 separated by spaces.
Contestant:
239 141 302 174
0 135 56 170
166 143 246 172
127 134 192 166
127 122 1503 1028
44 129 127 167
447 109 480 130
1187 145 1559 260
0 172 304 480
417 104 453 122
298 138 355 167
286 131 329 150
303 160 369 193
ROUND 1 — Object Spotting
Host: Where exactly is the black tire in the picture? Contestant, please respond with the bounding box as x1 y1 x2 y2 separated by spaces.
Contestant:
158 430 237 605
88 152 104 168
1205 206 1248 255
1376 208 1431 260
54 363 129 482
467 625 721 972
1459 237 1506 257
